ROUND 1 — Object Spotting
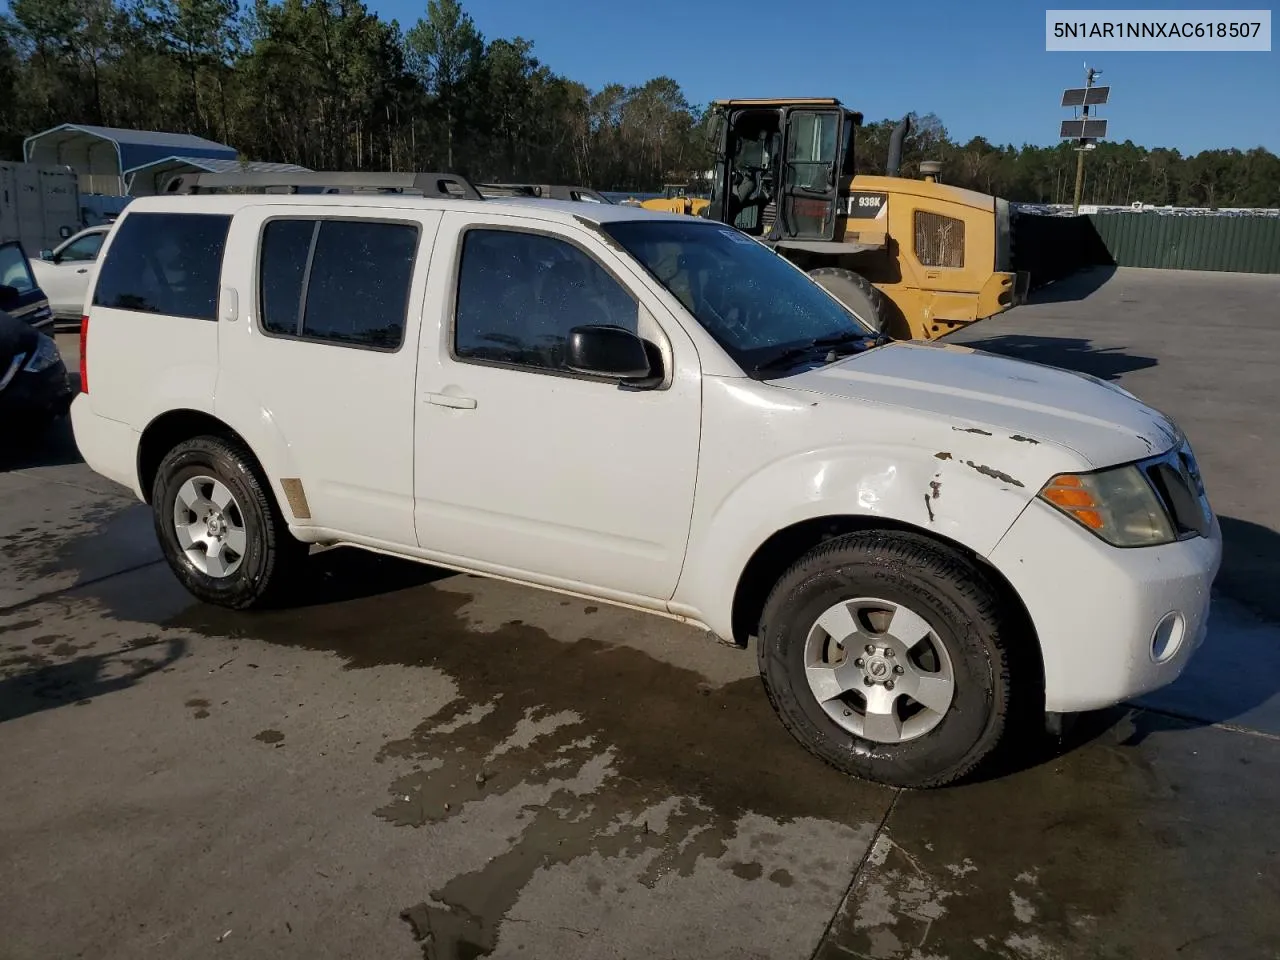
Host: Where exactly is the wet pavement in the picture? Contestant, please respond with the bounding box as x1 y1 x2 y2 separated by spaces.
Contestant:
3 270 1279 960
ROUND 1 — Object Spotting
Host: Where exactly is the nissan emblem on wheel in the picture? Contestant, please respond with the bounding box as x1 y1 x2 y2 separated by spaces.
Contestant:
69 171 1220 789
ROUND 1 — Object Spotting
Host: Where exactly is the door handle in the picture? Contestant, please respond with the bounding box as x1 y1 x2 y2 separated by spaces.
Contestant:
76 268 87 274
425 392 477 410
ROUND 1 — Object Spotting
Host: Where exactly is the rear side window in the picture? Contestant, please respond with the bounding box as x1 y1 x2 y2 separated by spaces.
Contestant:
258 218 418 350
92 212 231 320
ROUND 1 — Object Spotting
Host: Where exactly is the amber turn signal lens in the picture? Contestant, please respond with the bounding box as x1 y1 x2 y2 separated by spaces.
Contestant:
1041 474 1105 529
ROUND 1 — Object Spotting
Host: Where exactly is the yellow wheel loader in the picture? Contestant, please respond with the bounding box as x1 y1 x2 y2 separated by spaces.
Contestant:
639 183 711 217
699 98 1029 340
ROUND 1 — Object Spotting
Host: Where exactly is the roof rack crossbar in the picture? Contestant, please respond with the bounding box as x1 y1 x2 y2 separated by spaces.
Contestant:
475 182 611 204
163 170 485 200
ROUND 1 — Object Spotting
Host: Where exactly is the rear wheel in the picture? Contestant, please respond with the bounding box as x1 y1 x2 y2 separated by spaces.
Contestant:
152 435 306 609
757 530 1014 788
808 267 890 335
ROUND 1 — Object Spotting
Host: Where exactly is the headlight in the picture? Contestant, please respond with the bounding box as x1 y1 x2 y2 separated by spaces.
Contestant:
22 335 59 373
1038 464 1175 547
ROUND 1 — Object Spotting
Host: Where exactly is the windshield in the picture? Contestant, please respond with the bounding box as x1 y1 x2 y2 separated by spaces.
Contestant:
602 219 879 376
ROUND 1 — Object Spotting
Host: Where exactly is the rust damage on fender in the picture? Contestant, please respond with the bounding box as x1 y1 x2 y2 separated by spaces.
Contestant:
1010 434 1040 444
929 478 942 500
962 460 1025 488
934 451 953 461
952 426 993 436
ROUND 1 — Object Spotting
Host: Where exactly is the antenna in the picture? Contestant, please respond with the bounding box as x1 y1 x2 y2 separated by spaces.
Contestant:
1059 65 1111 213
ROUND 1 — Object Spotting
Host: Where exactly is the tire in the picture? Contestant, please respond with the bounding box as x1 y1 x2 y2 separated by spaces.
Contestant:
757 530 1015 789
808 267 889 335
151 435 306 610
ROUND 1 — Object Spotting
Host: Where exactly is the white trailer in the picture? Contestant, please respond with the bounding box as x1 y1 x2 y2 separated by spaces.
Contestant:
0 162 82 259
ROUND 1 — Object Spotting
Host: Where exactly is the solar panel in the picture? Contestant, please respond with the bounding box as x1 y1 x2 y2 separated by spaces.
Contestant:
1061 88 1087 107
1060 119 1109 139
1084 86 1110 106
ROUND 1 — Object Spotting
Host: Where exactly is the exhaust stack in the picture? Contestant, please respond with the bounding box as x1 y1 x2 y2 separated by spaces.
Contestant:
886 115 912 177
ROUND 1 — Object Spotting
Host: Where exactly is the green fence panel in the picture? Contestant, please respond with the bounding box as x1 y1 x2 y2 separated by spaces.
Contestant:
1088 213 1280 273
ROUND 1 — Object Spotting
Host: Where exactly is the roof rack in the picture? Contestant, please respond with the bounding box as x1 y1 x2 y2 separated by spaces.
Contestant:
163 170 485 200
476 182 612 204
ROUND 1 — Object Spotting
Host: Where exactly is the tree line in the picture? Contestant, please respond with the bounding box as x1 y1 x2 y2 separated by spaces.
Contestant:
2 0 1277 207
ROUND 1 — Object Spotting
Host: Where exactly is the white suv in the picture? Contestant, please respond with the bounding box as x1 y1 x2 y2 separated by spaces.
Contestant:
70 172 1221 788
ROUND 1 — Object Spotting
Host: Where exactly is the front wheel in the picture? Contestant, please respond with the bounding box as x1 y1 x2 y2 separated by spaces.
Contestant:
152 435 306 609
808 267 890 336
757 531 1015 788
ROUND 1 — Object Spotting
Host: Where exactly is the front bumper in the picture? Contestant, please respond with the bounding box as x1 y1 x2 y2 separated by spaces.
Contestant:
989 498 1221 713
976 270 1028 318
0 360 73 422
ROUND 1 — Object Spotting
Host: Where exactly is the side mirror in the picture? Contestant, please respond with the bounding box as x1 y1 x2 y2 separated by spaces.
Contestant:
566 324 652 380
40 249 54 261
0 284 19 309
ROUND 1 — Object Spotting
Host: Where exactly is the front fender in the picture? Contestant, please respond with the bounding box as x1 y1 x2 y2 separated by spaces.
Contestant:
671 443 1051 643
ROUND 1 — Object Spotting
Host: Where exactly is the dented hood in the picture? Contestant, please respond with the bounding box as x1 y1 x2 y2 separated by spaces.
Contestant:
775 341 1181 468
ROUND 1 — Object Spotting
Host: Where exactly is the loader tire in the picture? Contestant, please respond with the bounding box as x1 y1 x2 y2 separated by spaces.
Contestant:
808 267 890 335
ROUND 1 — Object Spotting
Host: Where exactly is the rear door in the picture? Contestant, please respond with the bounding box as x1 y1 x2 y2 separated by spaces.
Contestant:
780 109 843 240
215 205 441 545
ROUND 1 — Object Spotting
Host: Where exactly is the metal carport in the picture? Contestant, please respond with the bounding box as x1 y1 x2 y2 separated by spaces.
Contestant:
22 125 239 195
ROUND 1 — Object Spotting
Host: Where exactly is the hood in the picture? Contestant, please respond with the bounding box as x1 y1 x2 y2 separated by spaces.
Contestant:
776 341 1181 468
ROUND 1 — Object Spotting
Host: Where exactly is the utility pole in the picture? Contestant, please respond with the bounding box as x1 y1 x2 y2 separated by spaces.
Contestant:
1060 66 1109 215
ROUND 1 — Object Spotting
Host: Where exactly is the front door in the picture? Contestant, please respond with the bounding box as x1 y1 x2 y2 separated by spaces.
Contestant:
779 109 843 241
40 230 106 316
412 212 702 603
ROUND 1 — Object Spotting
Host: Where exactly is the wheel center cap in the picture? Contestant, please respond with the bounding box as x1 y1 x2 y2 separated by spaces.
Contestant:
866 657 890 680
207 513 225 538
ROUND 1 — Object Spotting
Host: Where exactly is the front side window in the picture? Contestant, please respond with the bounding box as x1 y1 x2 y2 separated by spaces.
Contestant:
59 232 105 263
92 212 231 320
0 242 36 294
454 228 638 372
258 218 418 349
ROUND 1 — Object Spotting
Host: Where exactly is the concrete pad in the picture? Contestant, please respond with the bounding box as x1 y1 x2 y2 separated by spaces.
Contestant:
0 550 893 960
0 472 157 610
818 710 1280 960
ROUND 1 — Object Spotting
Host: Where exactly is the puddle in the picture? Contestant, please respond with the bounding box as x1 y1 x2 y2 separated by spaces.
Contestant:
167 567 893 958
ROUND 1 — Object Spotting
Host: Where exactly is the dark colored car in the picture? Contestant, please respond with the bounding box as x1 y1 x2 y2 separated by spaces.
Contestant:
0 304 74 441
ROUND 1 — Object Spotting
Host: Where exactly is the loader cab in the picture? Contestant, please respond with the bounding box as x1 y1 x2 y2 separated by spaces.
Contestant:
706 98 860 242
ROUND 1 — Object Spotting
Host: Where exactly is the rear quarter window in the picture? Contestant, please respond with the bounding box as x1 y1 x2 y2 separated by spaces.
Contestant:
92 212 232 320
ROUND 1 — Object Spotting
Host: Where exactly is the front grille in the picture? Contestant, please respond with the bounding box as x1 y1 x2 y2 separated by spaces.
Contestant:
1142 442 1211 539
914 211 965 268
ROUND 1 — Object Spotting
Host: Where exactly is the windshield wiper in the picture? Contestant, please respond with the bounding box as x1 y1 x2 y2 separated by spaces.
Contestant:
752 330 880 377
753 344 826 375
812 330 875 348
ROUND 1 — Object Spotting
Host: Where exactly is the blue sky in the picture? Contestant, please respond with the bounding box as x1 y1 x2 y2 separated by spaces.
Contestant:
371 0 1279 154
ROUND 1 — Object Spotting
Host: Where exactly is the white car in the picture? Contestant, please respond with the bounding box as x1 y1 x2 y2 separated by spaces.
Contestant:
69 175 1221 788
32 225 111 320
